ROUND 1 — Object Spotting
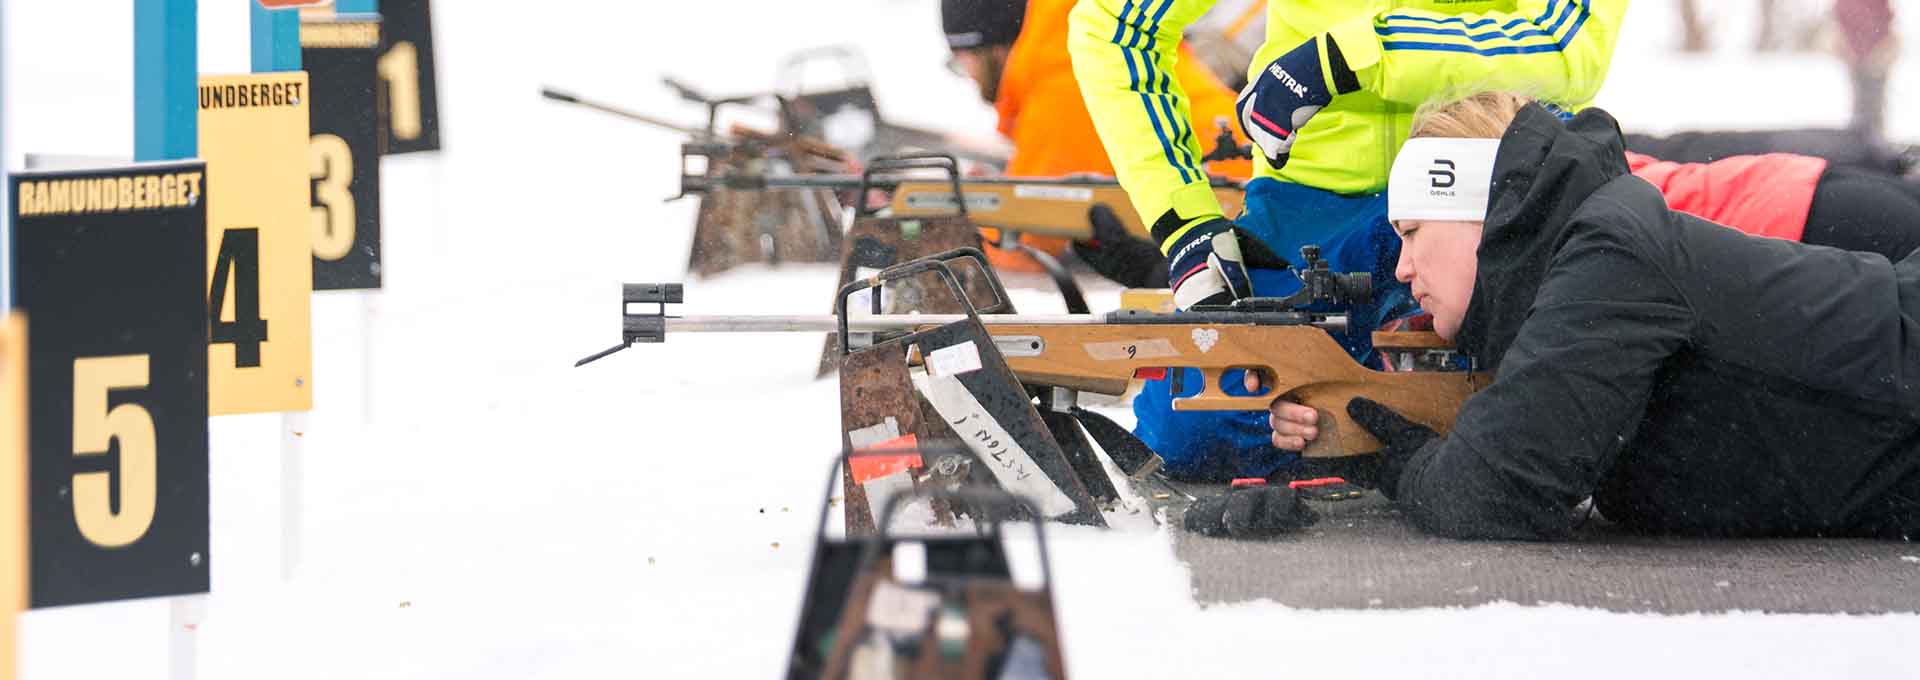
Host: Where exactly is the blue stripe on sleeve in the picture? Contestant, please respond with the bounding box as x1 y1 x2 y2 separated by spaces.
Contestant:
1381 0 1559 31
1374 24 1554 42
1554 1 1590 47
1382 0 1589 55
1534 0 1561 24
1112 0 1191 184
1544 0 1578 36
1143 0 1199 179
1379 40 1567 55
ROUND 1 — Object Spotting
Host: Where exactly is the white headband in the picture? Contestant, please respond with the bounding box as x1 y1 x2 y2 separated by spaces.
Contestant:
1387 138 1502 222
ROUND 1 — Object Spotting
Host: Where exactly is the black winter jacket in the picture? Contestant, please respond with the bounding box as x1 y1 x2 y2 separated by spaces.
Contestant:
1384 104 1920 540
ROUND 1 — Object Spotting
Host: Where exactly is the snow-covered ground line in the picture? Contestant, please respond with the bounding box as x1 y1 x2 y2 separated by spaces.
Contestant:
6 0 1920 677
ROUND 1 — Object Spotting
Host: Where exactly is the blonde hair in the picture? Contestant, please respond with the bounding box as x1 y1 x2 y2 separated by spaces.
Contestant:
1408 91 1534 140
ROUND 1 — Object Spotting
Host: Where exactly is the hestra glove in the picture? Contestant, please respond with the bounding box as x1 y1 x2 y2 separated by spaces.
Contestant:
1346 397 1439 498
1161 216 1287 309
1235 33 1360 169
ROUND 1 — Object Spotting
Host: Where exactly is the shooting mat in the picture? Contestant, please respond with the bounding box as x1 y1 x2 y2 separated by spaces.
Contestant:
1163 488 1920 614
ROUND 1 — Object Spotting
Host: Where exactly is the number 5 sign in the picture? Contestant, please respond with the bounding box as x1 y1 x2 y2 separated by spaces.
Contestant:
9 162 212 607
199 72 315 414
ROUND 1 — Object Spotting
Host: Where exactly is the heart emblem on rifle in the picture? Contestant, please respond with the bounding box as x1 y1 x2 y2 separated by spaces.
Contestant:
1192 328 1220 353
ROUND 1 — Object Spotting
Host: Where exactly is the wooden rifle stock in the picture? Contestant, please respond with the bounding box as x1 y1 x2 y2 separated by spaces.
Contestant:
890 181 1247 241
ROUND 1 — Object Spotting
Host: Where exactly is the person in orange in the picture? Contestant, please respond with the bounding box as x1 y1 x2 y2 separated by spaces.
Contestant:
943 0 1251 274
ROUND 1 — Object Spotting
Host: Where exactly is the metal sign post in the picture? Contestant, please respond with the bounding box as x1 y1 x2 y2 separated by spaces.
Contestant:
249 0 313 583
134 3 205 679
2 0 10 314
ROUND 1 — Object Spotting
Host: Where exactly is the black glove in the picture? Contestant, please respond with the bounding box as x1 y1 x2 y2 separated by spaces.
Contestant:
1183 484 1318 538
1345 397 1439 498
1072 204 1169 289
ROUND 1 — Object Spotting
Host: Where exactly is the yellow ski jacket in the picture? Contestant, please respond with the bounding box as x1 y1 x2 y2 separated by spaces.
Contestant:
1067 0 1627 234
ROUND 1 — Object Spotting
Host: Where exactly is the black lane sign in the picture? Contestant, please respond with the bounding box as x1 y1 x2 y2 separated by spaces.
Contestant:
378 0 441 154
9 162 212 607
303 15 385 290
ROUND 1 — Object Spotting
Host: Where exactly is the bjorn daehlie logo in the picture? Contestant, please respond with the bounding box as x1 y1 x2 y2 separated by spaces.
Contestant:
1429 159 1457 188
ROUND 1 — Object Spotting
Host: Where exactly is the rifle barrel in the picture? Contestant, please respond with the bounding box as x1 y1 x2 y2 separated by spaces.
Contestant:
540 86 707 136
698 173 1240 192
666 314 1099 332
661 312 1345 333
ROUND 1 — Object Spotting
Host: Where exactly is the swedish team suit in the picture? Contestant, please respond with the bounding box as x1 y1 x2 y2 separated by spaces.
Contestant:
986 0 1251 274
1065 0 1627 478
1382 104 1920 540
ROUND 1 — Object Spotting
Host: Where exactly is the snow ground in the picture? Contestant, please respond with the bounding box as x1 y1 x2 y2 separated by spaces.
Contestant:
6 0 1920 678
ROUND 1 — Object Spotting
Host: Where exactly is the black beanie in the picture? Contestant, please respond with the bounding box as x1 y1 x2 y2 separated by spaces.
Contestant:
943 0 1028 50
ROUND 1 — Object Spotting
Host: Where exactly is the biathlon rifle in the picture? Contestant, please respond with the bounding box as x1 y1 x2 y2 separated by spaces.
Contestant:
539 85 1245 242
673 142 1246 242
579 247 1485 458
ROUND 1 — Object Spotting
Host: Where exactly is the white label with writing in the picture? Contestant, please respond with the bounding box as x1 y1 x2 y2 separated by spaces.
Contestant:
847 417 903 450
902 192 1002 213
927 341 984 377
1083 338 1180 361
913 372 1078 517
1013 185 1095 202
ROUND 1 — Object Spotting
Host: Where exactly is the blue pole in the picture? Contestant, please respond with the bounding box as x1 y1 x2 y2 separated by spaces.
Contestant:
134 0 198 162
250 1 302 73
333 0 378 13
2 0 10 310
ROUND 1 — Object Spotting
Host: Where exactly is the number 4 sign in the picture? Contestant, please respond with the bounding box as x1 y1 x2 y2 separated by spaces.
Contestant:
199 72 315 414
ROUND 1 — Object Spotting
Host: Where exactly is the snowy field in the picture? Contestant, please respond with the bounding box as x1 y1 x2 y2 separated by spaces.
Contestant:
6 0 1920 678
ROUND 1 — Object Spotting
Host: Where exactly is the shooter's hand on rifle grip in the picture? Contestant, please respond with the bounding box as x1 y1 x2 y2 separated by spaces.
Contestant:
1246 371 1320 450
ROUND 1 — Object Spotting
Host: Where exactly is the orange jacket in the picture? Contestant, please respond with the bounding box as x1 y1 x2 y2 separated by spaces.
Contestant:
986 0 1251 272
1626 151 1827 243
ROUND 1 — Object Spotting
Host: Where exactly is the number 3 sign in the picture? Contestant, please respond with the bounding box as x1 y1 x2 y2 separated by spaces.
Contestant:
302 15 384 291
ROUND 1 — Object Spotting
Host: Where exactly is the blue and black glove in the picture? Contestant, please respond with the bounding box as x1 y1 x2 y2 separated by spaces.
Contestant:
1158 215 1289 309
1235 33 1361 169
